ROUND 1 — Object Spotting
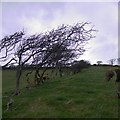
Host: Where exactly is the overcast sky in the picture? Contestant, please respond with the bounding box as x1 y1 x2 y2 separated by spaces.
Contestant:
1 1 118 64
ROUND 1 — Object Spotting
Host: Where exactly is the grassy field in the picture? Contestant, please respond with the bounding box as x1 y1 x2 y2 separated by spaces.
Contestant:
2 66 120 118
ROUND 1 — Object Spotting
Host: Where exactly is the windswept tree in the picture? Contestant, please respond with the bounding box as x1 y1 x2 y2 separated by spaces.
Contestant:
117 58 120 65
108 59 116 65
32 22 97 84
0 22 97 95
0 31 25 95
0 32 46 95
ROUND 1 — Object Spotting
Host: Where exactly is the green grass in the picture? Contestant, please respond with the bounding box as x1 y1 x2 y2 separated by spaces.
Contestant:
2 66 120 118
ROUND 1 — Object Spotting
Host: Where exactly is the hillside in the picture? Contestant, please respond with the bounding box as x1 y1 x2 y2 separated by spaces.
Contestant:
2 66 119 118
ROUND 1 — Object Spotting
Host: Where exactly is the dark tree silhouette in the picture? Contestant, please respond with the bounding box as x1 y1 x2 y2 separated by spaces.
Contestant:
71 60 90 74
108 59 116 65
117 58 120 65
32 22 96 82
1 32 47 95
97 61 102 65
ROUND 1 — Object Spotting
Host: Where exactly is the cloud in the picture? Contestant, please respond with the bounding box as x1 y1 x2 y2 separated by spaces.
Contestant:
2 2 118 64
0 3 2 39
1 0 119 2
19 3 91 37
20 15 48 35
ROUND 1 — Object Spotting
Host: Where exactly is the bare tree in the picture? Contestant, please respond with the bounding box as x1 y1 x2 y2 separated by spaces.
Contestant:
108 59 116 65
1 32 47 95
32 22 97 83
0 31 25 95
1 22 97 94
117 58 120 65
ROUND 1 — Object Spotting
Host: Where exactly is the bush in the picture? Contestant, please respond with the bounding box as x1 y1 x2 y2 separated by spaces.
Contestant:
71 60 90 74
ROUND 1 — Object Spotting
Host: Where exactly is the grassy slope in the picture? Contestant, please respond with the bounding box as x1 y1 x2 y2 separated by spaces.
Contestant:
2 66 119 118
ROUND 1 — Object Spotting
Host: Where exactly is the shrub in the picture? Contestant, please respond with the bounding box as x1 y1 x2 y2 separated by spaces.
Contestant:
71 60 90 74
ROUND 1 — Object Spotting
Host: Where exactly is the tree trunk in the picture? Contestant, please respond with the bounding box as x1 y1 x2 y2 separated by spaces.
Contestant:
59 68 63 77
39 68 47 82
34 67 48 85
14 65 22 95
34 68 40 85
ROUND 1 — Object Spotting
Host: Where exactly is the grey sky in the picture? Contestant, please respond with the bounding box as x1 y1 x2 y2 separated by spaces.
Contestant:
1 2 118 64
